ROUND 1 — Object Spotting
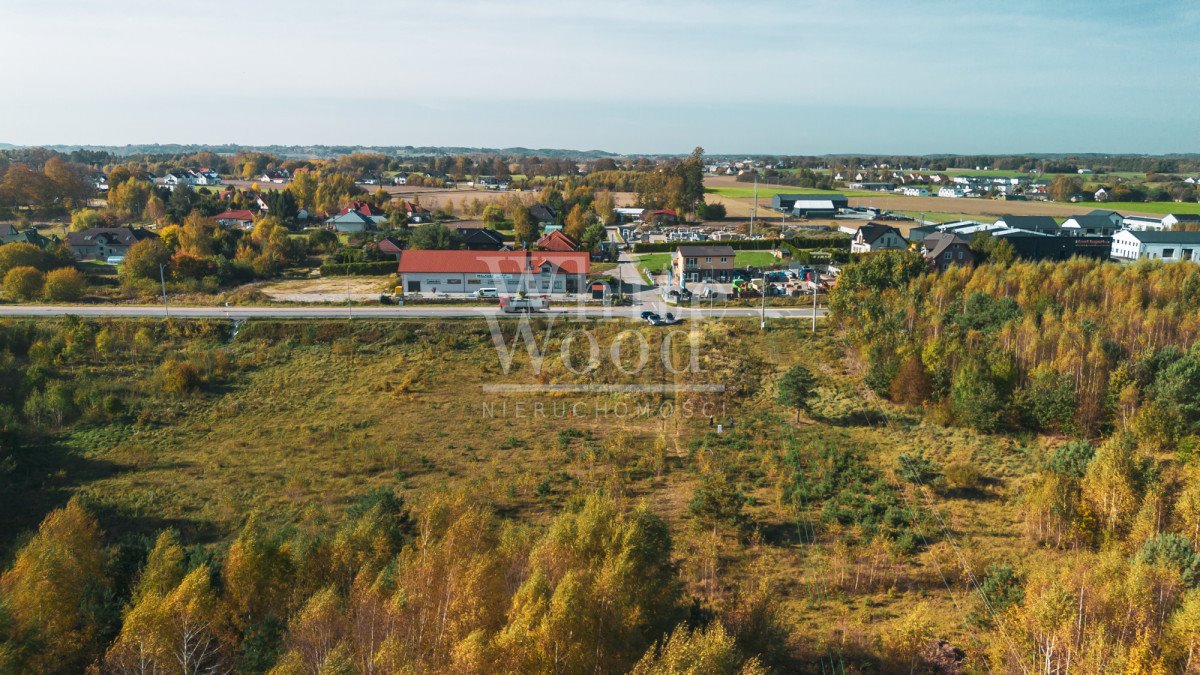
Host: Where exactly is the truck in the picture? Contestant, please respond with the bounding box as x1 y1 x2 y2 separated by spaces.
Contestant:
499 296 550 313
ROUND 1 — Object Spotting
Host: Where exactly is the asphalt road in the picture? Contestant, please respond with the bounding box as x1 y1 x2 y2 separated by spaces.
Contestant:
0 304 828 321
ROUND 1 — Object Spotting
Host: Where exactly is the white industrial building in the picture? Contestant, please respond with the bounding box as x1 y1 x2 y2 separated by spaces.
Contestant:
396 250 590 295
1111 230 1200 262
1122 215 1167 231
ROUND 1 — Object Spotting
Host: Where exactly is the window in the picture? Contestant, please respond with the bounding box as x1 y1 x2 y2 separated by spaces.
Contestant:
1164 248 1175 258
720 257 728 263
1184 248 1194 260
944 252 952 260
705 257 712 263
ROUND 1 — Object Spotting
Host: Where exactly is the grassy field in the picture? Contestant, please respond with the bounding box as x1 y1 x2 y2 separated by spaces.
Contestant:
1063 200 1200 215
0 315 1044 668
705 186 880 199
636 250 782 275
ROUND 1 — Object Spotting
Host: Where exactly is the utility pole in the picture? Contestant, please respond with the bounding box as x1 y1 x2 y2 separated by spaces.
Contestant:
812 280 818 334
158 264 169 318
750 172 758 238
760 279 766 331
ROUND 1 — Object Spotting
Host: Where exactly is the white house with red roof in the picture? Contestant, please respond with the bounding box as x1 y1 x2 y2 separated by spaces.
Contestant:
212 209 256 230
396 250 589 295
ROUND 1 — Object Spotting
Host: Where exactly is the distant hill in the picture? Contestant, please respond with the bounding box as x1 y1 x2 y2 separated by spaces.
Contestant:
2 143 623 160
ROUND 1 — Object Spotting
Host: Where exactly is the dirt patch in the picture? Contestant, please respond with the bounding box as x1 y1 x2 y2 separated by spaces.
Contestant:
257 276 393 302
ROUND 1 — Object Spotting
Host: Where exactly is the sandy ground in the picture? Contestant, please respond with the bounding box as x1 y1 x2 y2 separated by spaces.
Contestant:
256 276 393 302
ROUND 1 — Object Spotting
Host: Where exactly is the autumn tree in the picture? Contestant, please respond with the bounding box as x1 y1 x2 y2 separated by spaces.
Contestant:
121 238 172 281
0 499 108 672
512 207 538 248
632 622 765 675
563 203 594 242
593 190 616 225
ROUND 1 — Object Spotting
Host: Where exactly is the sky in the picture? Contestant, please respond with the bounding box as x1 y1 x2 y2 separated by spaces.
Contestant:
1 0 1198 155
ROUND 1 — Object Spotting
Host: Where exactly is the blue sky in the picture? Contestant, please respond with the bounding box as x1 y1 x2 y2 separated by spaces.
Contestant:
1 0 1197 154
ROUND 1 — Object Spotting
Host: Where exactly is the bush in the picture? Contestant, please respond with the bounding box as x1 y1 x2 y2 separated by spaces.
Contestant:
159 358 202 395
42 267 87 301
3 266 46 300
942 460 984 491
0 242 56 274
319 261 396 276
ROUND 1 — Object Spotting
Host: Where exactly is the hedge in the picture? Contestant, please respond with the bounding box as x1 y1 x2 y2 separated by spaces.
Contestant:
320 261 397 276
631 235 849 254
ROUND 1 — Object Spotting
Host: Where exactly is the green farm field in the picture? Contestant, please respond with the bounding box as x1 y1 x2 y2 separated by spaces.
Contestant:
705 185 880 199
636 250 782 274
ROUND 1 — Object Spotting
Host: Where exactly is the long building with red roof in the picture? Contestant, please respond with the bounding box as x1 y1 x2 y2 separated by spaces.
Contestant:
397 250 590 295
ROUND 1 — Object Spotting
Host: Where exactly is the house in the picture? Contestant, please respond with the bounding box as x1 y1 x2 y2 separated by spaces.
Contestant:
921 232 975 271
1123 215 1166 231
0 223 53 247
397 250 589 295
993 215 1060 235
1162 214 1200 230
938 187 966 198
528 204 558 228
377 237 405 259
1111 230 1200 262
260 169 290 184
65 227 156 261
847 182 896 192
1094 187 1112 201
192 168 221 186
649 209 678 225
402 201 433 224
457 228 507 251
536 229 580 252
326 203 384 233
160 172 191 189
1060 214 1121 238
771 193 849 215
212 209 256 230
902 187 930 197
850 223 907 253
392 173 409 185
1087 209 1124 228
672 245 735 283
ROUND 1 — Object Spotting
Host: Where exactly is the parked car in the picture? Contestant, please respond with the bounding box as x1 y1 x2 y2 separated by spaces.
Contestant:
472 287 499 299
640 310 659 321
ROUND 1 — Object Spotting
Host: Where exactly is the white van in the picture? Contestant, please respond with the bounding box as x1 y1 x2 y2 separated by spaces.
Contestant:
473 287 499 299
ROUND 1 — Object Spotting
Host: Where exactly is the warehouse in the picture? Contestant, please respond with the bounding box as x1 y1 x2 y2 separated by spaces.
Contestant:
770 193 849 216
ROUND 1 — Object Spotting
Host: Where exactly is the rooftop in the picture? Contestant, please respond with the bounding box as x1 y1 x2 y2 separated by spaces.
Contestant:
397 250 590 275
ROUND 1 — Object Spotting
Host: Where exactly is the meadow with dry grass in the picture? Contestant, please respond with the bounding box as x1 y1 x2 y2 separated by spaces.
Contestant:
0 312 1075 672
